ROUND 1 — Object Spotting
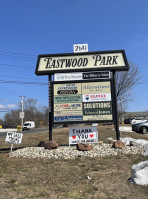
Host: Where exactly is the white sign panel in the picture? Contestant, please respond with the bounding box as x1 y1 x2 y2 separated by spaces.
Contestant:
82 93 111 102
5 132 23 145
54 71 110 81
36 50 129 75
69 126 98 145
19 112 24 119
54 73 82 81
73 44 88 53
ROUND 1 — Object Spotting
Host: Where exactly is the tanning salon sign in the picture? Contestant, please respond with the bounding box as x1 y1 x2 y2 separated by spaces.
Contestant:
35 50 129 75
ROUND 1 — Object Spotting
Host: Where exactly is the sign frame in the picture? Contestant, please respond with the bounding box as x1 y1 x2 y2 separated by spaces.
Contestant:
35 50 129 75
51 78 115 125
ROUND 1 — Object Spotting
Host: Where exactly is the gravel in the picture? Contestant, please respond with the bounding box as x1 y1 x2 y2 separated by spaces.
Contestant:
9 144 144 160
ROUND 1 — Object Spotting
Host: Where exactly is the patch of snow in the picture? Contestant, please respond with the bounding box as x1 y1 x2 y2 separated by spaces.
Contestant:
132 160 148 171
120 137 135 145
135 139 148 146
143 144 148 157
0 128 17 133
120 137 148 146
119 126 133 132
131 160 148 186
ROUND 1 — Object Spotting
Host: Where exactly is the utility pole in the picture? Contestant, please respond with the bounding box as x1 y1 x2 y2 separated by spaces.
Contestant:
19 96 25 134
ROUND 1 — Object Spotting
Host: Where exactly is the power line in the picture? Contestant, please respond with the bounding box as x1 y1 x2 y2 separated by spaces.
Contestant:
0 50 36 57
0 75 46 81
0 55 36 62
0 63 35 69
0 110 10 112
0 80 48 85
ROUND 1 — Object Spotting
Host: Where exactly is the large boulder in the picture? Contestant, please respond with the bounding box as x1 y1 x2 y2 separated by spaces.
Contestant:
38 141 46 148
76 143 93 151
45 141 58 150
112 140 125 149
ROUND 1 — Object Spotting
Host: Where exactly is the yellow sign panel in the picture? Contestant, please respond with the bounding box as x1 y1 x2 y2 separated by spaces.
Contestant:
0 125 2 129
17 126 22 131
82 81 111 94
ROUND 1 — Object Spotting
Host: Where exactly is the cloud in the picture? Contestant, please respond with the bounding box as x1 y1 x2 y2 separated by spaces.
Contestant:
0 104 17 110
7 104 17 108
0 104 6 109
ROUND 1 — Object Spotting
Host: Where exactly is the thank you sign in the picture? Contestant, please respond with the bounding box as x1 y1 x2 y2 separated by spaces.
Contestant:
69 126 98 145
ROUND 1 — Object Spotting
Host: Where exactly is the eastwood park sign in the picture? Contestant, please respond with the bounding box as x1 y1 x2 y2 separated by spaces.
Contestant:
35 50 129 75
35 49 129 141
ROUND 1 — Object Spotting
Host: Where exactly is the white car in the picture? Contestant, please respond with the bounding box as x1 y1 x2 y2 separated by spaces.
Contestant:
131 119 147 124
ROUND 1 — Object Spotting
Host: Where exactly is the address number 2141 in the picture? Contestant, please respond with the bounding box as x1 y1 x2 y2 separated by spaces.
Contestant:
73 44 88 53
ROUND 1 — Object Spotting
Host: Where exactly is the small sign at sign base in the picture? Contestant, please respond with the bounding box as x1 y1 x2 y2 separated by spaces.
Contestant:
69 126 98 145
5 132 23 145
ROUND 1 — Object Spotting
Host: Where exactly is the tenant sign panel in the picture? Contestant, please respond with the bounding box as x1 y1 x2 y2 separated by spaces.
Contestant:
36 50 129 75
52 80 113 124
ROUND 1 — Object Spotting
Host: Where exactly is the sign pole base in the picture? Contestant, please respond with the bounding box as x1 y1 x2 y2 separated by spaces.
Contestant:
10 144 13 152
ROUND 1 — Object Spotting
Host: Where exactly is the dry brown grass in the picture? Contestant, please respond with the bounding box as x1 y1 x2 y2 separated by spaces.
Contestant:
0 125 148 199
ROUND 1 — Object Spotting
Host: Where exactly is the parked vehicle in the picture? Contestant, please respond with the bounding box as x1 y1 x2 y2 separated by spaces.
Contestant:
132 120 148 134
131 119 147 124
124 118 134 124
23 121 35 131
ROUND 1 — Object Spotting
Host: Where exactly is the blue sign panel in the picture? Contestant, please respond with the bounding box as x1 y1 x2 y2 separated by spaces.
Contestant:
54 116 83 122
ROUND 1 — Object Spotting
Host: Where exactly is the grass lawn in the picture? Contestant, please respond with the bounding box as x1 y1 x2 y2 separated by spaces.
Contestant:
0 124 148 199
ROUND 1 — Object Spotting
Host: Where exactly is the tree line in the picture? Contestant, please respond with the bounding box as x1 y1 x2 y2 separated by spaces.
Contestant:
1 98 49 128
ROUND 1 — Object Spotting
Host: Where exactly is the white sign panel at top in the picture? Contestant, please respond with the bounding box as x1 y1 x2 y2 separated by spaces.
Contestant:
73 44 88 53
35 50 129 75
54 73 83 81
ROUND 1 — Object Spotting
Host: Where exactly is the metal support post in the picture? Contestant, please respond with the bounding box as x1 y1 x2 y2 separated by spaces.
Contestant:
112 71 120 140
48 75 52 141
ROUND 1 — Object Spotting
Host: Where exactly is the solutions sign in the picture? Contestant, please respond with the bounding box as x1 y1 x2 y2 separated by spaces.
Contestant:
35 50 129 75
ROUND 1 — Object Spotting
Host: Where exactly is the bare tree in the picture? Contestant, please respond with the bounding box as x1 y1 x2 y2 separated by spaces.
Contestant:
3 110 20 126
116 62 140 109
3 98 49 127
23 98 37 121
